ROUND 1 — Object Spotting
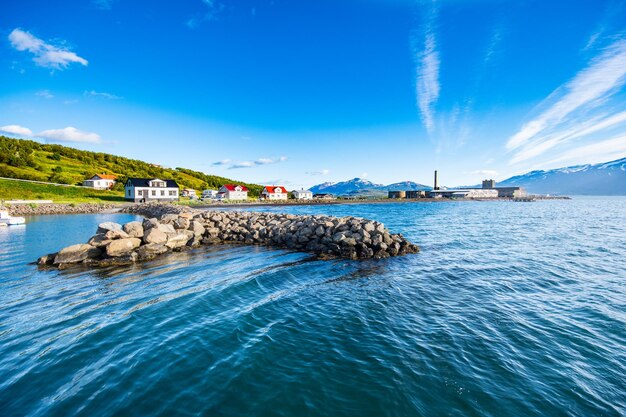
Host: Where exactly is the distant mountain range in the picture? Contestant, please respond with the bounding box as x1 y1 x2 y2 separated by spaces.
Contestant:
310 178 431 197
310 157 626 196
497 157 626 195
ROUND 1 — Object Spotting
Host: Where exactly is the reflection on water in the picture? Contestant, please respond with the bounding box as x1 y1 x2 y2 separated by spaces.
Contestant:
0 199 625 417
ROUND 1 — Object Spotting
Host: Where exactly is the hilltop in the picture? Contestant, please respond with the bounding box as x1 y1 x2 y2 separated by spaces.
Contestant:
0 136 263 201
310 178 431 197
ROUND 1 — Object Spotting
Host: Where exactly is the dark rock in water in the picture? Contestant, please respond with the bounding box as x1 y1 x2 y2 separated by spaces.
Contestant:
37 253 57 266
136 243 168 261
88 234 111 248
54 244 102 265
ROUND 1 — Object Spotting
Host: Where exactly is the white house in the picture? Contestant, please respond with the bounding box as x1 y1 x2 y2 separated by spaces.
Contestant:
83 174 116 190
261 186 289 201
181 188 198 199
291 189 313 200
125 178 179 202
216 184 249 201
201 189 218 200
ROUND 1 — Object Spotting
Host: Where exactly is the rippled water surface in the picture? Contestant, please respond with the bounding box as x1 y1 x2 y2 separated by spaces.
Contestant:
0 198 625 416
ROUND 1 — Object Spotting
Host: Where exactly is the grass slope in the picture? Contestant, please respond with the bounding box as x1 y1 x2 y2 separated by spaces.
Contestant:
0 136 264 201
0 179 125 203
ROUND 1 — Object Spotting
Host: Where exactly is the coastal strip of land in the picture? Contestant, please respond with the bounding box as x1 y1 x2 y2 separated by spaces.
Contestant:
37 203 419 269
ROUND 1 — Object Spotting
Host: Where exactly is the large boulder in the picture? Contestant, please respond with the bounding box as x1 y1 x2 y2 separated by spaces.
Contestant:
188 221 205 237
105 229 130 240
88 233 111 247
143 227 168 244
142 218 159 230
157 223 176 235
174 217 190 230
165 231 194 249
123 221 144 238
106 238 142 257
96 222 122 234
136 243 168 261
54 244 102 265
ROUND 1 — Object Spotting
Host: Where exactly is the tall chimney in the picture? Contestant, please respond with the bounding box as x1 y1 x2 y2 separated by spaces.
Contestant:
434 170 439 190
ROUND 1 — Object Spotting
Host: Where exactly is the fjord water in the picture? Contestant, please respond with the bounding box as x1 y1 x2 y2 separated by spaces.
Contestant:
0 198 624 417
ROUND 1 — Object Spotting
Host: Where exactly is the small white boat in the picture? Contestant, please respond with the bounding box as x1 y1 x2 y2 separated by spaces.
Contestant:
0 210 26 226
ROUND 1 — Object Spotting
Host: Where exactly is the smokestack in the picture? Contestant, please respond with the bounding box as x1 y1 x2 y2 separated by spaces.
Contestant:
434 170 439 190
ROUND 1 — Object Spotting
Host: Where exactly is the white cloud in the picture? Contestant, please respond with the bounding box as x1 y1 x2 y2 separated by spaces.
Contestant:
84 90 122 100
471 170 498 177
229 161 254 169
361 172 368 178
545 134 626 166
36 90 54 99
415 6 440 135
507 39 626 152
306 169 330 176
9 29 88 70
1 125 33 136
228 156 288 169
37 127 100 144
211 159 231 166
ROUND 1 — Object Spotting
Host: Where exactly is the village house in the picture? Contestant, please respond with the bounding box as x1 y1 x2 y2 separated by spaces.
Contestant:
124 178 179 202
292 189 313 200
216 184 249 201
83 174 116 190
201 189 218 200
313 193 335 200
261 186 289 201
181 188 198 199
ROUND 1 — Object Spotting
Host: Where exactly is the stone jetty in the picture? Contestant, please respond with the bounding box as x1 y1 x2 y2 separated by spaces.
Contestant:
38 203 419 269
6 203 116 216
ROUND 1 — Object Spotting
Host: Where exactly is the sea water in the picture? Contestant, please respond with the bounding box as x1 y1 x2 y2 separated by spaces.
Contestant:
0 197 624 416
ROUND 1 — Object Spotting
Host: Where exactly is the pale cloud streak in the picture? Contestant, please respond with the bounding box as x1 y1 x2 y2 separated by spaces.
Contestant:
415 5 440 135
36 90 54 99
471 170 498 177
544 134 626 167
1 125 33 136
211 159 231 166
84 90 122 100
306 169 330 176
228 156 288 169
507 38 626 154
9 29 88 70
187 0 224 28
38 127 101 144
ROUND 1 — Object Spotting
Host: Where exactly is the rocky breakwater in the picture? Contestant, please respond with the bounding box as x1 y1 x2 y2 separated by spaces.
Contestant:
38 204 419 269
7 203 116 216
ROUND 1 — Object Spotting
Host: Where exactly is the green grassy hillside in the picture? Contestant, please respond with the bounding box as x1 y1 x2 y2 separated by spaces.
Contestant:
0 136 263 199
0 179 125 203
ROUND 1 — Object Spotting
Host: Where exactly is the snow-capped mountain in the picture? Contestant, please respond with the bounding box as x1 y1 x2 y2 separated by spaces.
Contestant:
310 178 431 197
499 157 626 195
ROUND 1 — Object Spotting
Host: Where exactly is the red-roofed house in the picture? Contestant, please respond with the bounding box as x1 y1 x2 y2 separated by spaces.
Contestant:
83 174 117 190
217 184 249 201
260 185 289 201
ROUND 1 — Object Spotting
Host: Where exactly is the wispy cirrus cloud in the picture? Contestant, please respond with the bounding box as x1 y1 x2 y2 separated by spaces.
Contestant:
471 170 498 177
543 134 626 167
84 90 122 100
8 28 88 70
187 0 224 28
211 159 232 166
228 156 288 169
414 3 440 135
36 90 54 99
38 127 101 144
306 169 330 176
1 125 33 136
507 38 626 165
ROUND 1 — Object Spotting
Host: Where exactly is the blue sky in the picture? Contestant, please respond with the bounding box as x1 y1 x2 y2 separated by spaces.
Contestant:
2 0 626 188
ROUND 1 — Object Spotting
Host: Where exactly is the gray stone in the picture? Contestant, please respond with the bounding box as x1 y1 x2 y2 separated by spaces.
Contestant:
157 223 176 235
143 227 168 244
105 229 130 240
174 217 190 230
88 233 111 247
188 220 205 237
165 231 193 249
97 222 122 234
136 243 168 260
54 244 102 264
123 221 144 238
142 218 159 230
106 238 142 257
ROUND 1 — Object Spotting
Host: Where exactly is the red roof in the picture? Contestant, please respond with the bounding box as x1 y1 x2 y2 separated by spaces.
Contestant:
94 174 117 180
263 186 288 194
222 184 249 192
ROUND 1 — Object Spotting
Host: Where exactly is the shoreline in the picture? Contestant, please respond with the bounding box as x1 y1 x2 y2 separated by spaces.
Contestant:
3 196 572 216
